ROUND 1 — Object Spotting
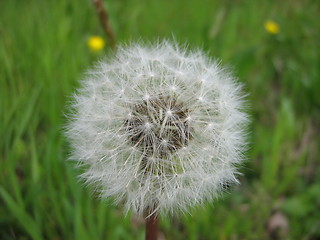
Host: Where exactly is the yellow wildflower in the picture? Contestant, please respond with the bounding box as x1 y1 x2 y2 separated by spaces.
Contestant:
264 20 280 35
87 36 105 51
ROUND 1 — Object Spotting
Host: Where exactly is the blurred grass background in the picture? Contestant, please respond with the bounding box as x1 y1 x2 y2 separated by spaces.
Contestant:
1 0 320 239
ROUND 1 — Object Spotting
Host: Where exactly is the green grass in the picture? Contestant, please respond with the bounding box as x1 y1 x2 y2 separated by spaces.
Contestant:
1 0 320 239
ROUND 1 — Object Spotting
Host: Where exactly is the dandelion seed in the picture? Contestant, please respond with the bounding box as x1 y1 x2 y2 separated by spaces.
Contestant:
264 20 280 35
87 36 105 51
66 40 249 217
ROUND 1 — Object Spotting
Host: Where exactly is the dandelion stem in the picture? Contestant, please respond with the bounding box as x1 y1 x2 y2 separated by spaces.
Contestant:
91 0 116 49
145 212 158 240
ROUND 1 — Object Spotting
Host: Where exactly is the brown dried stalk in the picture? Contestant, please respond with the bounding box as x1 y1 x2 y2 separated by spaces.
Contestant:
92 0 116 49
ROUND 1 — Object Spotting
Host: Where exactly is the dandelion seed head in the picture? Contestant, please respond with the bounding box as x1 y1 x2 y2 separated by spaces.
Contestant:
66 40 249 216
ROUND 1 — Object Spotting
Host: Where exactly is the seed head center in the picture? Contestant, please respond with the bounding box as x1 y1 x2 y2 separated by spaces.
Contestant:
125 95 192 156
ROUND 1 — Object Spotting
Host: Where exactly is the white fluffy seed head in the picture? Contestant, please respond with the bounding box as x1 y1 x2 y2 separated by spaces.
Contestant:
65 41 249 217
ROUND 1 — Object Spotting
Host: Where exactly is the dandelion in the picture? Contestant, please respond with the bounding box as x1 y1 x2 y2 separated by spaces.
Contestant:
264 20 280 35
87 36 105 51
66 41 249 238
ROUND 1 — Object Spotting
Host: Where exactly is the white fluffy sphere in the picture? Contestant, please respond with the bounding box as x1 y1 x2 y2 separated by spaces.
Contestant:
66 41 249 216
